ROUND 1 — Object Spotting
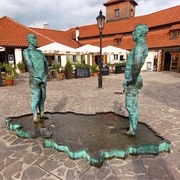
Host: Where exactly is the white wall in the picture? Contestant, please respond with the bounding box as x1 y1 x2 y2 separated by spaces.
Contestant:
15 48 23 72
61 55 67 67
142 50 154 71
15 49 23 65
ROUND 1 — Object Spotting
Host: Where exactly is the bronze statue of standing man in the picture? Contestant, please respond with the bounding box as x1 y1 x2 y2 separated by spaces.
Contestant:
123 24 149 136
23 34 49 122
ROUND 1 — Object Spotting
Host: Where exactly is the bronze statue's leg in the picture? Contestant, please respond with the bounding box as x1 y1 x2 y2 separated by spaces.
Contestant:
125 92 140 135
38 86 48 119
30 86 41 122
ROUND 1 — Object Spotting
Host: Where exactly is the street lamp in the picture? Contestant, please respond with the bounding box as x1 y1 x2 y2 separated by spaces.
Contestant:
96 10 105 88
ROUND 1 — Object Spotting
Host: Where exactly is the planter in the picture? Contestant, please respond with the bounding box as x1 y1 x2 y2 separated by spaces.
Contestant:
75 68 90 78
65 67 73 79
102 67 109 76
92 72 98 77
5 79 14 86
19 69 24 73
56 73 65 80
115 66 126 74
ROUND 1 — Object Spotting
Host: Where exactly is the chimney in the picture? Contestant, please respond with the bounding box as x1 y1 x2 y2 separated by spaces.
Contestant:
43 24 50 29
76 27 79 41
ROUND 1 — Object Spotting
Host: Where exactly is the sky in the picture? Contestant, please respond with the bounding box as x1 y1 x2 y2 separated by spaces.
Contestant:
0 0 179 30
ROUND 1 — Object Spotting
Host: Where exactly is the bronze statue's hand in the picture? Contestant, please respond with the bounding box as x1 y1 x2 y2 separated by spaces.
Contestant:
39 81 44 88
124 79 134 86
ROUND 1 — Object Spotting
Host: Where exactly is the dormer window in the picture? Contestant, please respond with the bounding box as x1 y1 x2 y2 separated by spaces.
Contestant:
115 39 121 45
172 31 179 38
114 9 120 17
169 25 180 39
114 34 123 45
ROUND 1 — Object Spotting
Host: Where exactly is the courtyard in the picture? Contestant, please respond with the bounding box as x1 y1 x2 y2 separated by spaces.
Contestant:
0 71 180 179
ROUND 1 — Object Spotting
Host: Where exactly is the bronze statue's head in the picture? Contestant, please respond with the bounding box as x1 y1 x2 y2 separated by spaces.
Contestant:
132 24 149 42
27 34 38 47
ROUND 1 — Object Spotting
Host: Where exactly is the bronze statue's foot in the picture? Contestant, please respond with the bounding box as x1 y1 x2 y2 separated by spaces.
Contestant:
40 115 49 119
34 118 40 123
126 129 136 136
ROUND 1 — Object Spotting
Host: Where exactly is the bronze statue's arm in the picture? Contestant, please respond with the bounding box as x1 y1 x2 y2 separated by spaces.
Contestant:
42 51 49 74
132 47 145 82
23 50 42 83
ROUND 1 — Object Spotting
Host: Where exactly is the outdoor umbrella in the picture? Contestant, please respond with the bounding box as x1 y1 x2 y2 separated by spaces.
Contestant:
38 42 76 55
75 44 99 54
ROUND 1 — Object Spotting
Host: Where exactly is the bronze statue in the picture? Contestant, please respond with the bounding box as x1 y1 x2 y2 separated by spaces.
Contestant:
123 24 149 135
23 34 49 122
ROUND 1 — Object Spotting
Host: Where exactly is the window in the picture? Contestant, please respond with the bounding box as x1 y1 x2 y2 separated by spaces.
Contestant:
114 39 121 45
170 30 179 39
172 31 178 38
114 9 120 17
114 54 118 60
120 55 124 61
130 8 134 17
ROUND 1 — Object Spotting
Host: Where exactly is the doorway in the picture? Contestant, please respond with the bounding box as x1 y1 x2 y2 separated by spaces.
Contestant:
164 52 171 71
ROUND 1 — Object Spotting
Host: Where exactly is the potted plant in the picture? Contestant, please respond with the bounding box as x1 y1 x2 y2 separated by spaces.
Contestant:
51 63 65 80
115 62 126 74
75 63 90 78
3 63 18 85
65 60 73 79
17 61 25 73
91 64 99 77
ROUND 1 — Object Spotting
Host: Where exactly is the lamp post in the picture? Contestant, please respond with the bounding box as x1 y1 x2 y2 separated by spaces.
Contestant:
96 10 105 88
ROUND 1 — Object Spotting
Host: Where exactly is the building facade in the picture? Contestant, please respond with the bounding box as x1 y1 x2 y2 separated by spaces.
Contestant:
0 0 180 72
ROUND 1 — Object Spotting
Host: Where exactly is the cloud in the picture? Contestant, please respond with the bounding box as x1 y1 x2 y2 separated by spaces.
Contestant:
0 0 179 30
136 0 180 16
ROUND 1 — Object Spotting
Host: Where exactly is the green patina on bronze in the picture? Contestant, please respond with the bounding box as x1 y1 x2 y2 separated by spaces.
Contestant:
23 34 49 122
123 24 149 136
5 112 171 167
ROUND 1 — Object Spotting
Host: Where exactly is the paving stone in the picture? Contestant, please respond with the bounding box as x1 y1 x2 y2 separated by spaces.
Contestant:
66 169 76 180
42 148 58 156
106 175 121 180
136 174 151 180
41 159 61 172
56 166 66 177
121 159 147 175
0 161 4 172
0 174 3 180
21 166 47 180
96 167 111 179
32 145 43 153
79 167 96 180
77 158 89 169
4 157 18 167
23 153 43 165
0 150 13 162
64 159 76 168
2 161 23 179
143 159 172 179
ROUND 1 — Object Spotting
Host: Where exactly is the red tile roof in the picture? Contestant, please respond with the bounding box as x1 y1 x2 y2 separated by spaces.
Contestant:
68 5 180 39
80 28 180 50
0 16 52 47
170 24 180 30
0 16 80 48
0 5 180 50
30 28 79 48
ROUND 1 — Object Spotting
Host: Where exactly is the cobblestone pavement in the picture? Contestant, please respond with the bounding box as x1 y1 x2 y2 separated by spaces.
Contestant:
0 71 180 180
